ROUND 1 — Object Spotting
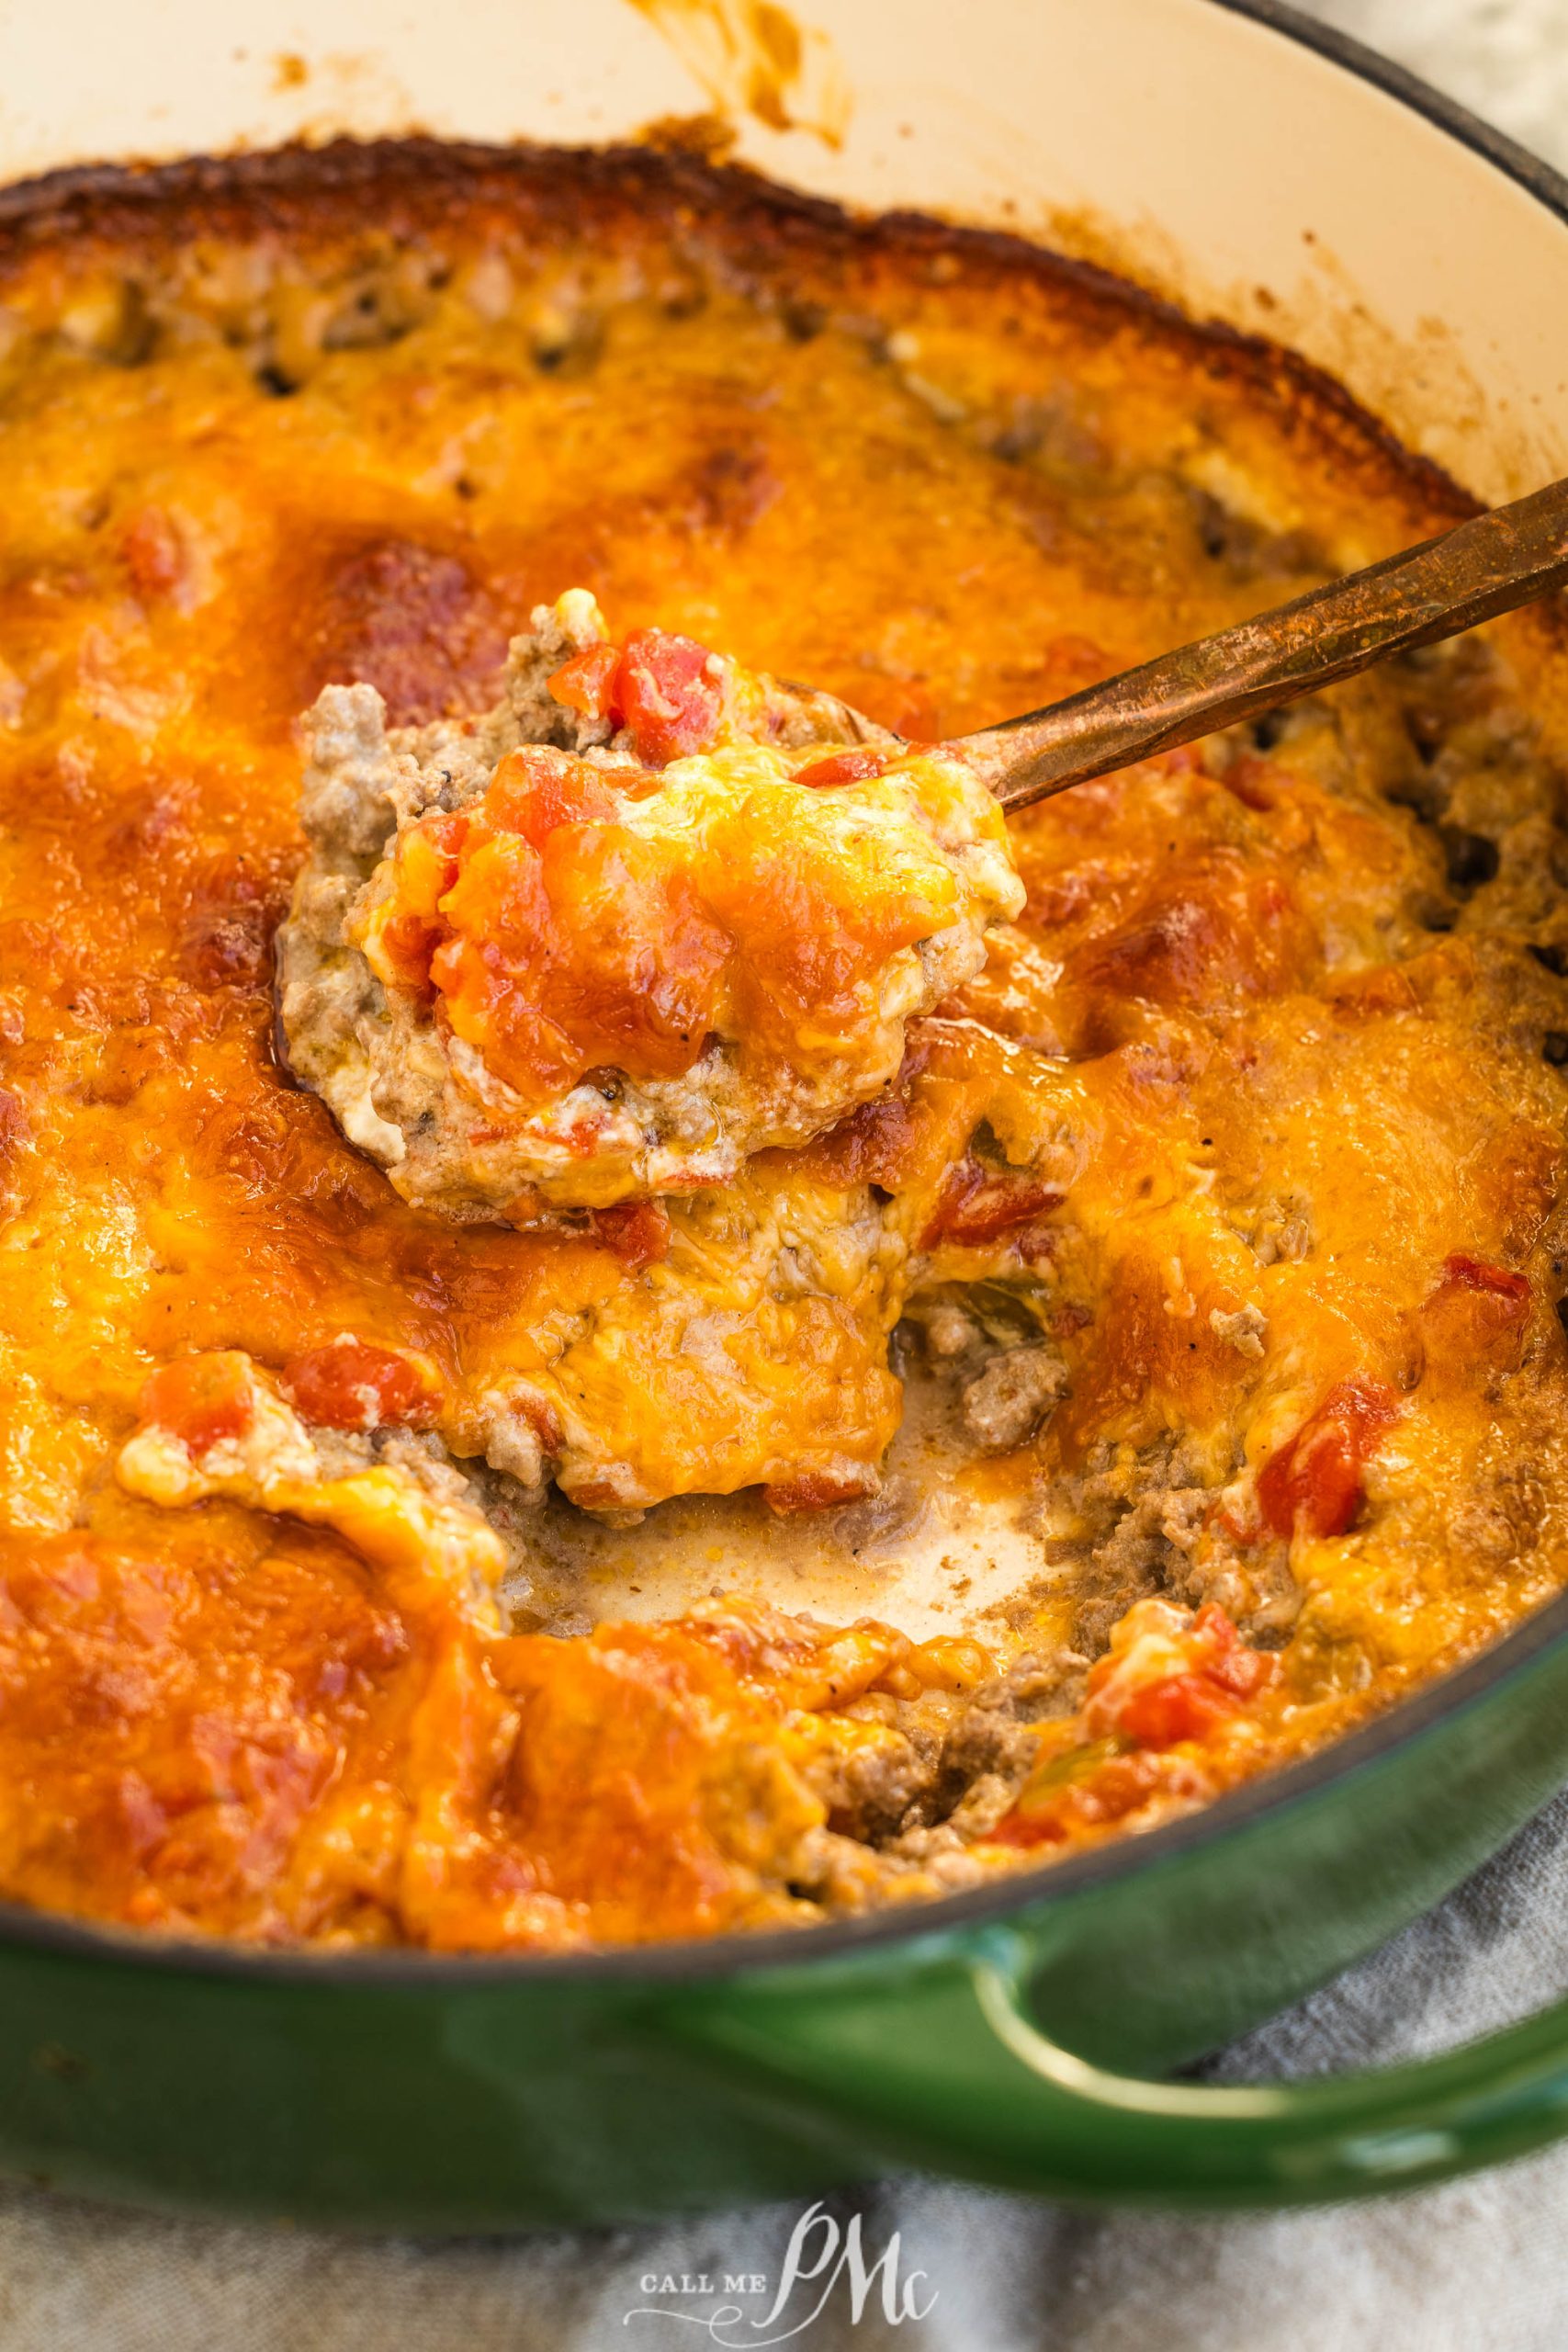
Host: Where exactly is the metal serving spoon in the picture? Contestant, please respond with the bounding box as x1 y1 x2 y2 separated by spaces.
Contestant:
821 473 1568 809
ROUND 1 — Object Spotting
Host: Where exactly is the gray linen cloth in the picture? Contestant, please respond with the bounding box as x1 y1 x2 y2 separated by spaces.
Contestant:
6 5 1568 2345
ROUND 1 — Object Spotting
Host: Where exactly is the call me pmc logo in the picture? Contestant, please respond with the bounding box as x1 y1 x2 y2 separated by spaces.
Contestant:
626 2200 937 2344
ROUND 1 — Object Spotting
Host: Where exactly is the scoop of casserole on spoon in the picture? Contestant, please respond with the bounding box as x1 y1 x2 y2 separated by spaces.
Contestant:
276 592 1020 1223
276 476 1568 1225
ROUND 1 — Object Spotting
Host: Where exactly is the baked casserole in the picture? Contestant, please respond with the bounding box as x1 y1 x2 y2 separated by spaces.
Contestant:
2 141 1567 1949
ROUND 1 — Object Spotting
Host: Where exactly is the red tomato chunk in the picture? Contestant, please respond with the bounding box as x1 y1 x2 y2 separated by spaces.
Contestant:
1258 1376 1398 1539
1438 1252 1529 1304
613 630 723 765
141 1356 256 1456
282 1341 440 1433
547 628 725 765
921 1153 1062 1250
590 1201 672 1272
795 749 893 789
547 641 621 723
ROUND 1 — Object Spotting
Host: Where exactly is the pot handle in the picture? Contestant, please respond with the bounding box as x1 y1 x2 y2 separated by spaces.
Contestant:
655 1930 1568 2205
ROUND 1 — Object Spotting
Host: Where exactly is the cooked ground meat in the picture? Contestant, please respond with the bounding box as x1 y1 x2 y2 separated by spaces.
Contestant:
1209 1303 1268 1358
961 1340 1070 1451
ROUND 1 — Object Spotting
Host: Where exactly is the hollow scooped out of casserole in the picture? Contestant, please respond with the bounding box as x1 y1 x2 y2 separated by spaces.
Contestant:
2 141 1568 1951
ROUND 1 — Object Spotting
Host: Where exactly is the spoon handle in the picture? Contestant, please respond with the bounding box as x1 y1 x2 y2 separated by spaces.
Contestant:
957 472 1568 811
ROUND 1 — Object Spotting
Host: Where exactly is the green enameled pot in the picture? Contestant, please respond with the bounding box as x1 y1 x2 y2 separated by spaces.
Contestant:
7 0 1568 2222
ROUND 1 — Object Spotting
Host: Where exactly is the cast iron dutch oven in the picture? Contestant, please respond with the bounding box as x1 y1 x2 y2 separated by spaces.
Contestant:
7 0 1568 2223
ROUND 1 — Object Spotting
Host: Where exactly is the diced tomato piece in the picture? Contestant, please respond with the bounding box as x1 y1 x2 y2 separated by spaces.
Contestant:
1420 1253 1531 1379
1001 1609 1279 1844
1191 1604 1273 1698
1116 1671 1236 1747
554 1117 608 1160
1083 1603 1275 1752
484 747 619 851
547 641 622 724
613 629 723 765
764 1469 879 1515
282 1340 441 1433
989 1808 1068 1851
1439 1252 1529 1303
921 1153 1063 1249
376 909 445 997
141 1355 255 1456
1258 1376 1398 1540
795 748 893 789
591 1201 672 1272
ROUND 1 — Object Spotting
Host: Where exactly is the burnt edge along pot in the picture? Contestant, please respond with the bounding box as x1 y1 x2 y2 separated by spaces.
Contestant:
8 0 1568 2227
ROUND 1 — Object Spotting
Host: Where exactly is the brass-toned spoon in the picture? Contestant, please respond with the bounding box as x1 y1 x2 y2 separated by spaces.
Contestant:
822 473 1568 808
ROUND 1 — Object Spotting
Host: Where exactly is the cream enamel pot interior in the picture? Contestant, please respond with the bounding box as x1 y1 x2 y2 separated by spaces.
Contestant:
8 0 1568 2223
